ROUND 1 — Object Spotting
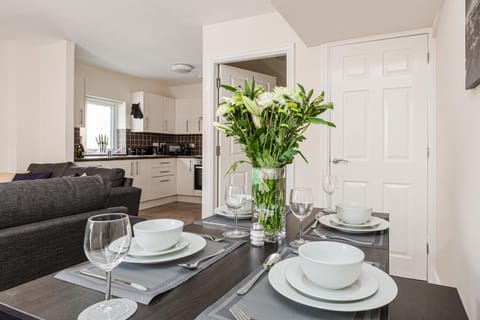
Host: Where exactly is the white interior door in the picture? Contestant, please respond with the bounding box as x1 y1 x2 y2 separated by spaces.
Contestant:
217 64 276 206
329 35 429 280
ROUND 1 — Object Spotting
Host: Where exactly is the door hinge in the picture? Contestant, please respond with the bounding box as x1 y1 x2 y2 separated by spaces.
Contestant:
427 52 430 64
426 243 429 255
216 145 221 156
216 77 221 88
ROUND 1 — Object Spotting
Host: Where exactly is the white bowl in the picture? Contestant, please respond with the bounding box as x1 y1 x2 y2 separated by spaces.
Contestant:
133 219 183 252
336 202 372 225
298 241 365 289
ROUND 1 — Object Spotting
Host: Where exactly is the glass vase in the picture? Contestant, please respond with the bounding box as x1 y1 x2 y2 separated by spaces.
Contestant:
252 167 286 243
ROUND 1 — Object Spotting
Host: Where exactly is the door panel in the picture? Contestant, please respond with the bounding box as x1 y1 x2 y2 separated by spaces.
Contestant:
217 64 276 206
329 35 428 280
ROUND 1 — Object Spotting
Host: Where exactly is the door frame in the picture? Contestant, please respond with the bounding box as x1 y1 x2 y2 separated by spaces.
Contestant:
320 28 438 283
202 43 295 219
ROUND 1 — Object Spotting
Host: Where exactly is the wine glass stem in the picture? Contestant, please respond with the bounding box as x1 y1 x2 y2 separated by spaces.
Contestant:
328 194 333 211
234 210 238 233
299 219 304 241
105 271 112 301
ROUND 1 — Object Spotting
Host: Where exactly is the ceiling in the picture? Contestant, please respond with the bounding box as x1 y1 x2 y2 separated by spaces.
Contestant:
0 0 275 85
0 0 443 85
271 0 444 46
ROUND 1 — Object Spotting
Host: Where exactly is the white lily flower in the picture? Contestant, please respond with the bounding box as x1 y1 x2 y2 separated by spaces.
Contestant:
255 92 273 110
216 103 230 117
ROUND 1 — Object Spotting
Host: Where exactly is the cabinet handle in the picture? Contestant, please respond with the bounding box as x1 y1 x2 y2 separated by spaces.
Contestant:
198 117 201 132
165 120 168 131
160 170 170 173
160 179 170 182
190 160 192 172
80 109 83 125
136 161 139 175
186 120 189 132
160 161 169 165
130 161 134 176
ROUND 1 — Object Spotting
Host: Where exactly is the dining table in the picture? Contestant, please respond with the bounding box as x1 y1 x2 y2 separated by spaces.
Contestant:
0 209 468 320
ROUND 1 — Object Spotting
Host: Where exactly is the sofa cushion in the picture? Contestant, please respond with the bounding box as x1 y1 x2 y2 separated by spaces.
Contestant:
0 176 111 229
64 166 125 187
27 162 73 178
12 172 52 181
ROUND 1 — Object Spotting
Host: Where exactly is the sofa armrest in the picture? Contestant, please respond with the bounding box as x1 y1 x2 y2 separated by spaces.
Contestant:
108 187 142 216
123 177 133 187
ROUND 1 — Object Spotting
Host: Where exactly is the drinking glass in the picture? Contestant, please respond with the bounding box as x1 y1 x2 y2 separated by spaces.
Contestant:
223 185 249 238
289 187 314 248
81 213 135 320
322 174 338 213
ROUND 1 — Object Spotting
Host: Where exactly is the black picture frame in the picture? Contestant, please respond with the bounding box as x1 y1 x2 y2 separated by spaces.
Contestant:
466 0 480 89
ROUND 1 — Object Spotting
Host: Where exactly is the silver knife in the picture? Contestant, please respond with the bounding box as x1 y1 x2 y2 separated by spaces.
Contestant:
202 221 249 229
79 269 148 291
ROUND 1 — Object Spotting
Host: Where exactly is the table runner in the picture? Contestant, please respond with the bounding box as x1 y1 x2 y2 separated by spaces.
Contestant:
55 236 246 305
196 248 386 320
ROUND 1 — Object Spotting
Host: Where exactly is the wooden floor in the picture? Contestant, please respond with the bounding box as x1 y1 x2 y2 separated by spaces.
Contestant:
139 202 202 225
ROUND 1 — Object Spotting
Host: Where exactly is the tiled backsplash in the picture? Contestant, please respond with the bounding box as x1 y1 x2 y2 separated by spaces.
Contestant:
75 128 202 155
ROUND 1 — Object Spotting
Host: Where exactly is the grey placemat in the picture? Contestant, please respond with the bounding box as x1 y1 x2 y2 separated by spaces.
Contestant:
304 221 387 250
196 248 385 320
55 236 246 305
194 215 252 229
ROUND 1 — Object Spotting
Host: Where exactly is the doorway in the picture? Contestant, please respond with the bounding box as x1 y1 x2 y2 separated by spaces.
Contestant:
215 57 287 207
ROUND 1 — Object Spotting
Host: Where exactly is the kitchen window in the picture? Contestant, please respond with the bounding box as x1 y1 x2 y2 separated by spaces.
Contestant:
85 97 118 154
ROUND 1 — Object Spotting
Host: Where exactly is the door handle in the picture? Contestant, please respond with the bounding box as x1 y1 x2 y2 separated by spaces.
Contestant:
332 158 350 164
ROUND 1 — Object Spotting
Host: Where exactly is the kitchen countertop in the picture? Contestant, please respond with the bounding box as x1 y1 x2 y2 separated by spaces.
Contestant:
75 154 202 162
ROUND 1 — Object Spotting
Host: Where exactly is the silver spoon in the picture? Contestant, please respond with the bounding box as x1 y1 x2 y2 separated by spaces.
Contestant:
237 253 282 295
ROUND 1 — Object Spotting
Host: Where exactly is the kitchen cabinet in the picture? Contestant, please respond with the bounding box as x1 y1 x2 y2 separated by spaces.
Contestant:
131 92 176 133
175 98 202 134
176 158 200 196
74 77 86 128
76 158 177 202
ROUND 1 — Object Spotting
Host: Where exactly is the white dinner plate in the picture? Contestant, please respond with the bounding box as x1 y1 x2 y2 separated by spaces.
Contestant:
285 258 378 302
110 236 190 257
214 206 252 220
329 215 381 229
122 232 206 264
269 258 397 312
319 215 389 234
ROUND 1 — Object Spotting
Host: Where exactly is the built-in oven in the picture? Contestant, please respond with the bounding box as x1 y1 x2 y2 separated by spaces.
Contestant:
194 160 202 191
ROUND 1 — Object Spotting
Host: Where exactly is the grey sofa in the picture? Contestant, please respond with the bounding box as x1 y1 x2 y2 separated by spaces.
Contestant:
0 176 143 291
27 162 142 215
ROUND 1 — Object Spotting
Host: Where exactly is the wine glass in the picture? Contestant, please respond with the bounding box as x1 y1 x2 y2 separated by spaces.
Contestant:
223 185 249 238
80 213 136 320
289 187 314 248
322 174 338 213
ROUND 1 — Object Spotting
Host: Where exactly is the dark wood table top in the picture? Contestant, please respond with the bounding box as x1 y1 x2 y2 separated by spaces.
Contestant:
0 210 468 320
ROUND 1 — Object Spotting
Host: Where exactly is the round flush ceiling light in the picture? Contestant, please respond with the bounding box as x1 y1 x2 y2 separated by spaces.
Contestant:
171 63 194 74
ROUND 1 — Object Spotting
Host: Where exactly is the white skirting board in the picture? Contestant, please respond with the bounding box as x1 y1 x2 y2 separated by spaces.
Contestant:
139 195 202 210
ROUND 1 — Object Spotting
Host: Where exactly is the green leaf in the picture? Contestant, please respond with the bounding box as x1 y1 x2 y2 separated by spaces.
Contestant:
220 84 238 92
244 80 250 97
308 117 336 127
297 83 306 94
251 78 256 99
226 160 249 176
307 89 313 101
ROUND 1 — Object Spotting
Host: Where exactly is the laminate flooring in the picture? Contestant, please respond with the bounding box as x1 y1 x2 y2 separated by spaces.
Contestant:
139 202 202 225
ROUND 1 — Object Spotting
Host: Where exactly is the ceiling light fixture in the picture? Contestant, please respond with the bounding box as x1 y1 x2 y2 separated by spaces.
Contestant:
171 63 194 74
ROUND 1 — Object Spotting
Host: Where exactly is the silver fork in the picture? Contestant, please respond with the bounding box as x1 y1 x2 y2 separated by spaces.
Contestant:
313 229 374 246
199 233 224 242
229 304 253 320
178 248 225 270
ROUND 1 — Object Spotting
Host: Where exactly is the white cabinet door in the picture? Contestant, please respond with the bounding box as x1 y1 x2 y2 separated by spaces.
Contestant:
134 159 153 201
74 77 86 128
163 97 176 133
147 93 164 133
176 158 194 195
175 98 202 134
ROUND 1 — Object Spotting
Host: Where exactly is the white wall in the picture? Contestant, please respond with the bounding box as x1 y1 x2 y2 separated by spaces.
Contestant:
202 12 327 216
435 0 480 318
0 40 74 172
75 62 170 129
168 83 202 99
